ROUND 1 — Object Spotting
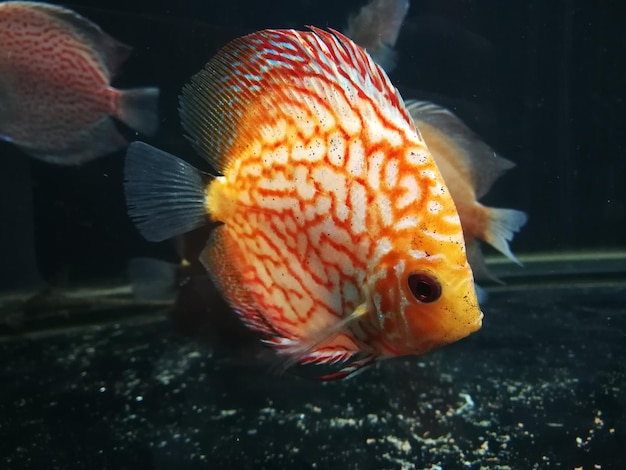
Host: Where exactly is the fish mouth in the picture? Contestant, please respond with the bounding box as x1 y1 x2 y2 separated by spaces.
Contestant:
473 310 484 331
406 307 481 355
453 298 483 339
432 293 484 346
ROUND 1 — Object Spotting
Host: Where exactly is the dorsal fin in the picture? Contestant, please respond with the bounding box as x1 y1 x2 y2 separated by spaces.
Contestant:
178 27 414 173
405 99 515 198
20 2 132 76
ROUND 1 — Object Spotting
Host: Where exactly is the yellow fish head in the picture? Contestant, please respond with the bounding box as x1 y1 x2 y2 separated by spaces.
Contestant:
368 243 483 357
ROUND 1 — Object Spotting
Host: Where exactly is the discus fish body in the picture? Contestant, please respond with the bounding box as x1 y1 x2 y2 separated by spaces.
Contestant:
405 100 528 283
125 28 482 379
0 1 159 164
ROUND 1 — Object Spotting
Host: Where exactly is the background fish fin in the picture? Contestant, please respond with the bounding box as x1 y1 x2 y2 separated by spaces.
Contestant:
98 34 133 77
344 0 410 72
124 142 208 242
201 227 274 335
22 118 126 165
128 257 178 301
484 208 528 265
466 239 503 284
405 99 516 198
25 3 132 76
117 87 160 136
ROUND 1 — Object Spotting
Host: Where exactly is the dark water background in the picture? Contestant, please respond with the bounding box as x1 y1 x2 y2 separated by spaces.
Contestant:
1 0 623 288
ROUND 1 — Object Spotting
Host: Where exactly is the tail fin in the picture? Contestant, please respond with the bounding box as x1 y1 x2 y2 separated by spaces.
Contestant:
484 208 528 265
117 87 160 136
124 142 208 242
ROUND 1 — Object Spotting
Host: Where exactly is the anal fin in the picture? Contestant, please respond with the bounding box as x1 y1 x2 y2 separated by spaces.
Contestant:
271 338 377 381
318 354 377 381
203 229 376 380
201 227 273 336
272 303 371 376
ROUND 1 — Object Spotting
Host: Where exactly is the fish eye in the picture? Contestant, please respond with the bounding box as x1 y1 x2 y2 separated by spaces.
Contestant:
407 273 441 303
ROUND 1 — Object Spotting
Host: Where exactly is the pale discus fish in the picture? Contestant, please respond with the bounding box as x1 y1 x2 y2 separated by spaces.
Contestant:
0 1 159 164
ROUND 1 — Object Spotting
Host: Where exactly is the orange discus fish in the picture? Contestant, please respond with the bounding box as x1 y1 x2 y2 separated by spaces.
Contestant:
0 1 159 165
124 27 482 379
405 100 528 284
